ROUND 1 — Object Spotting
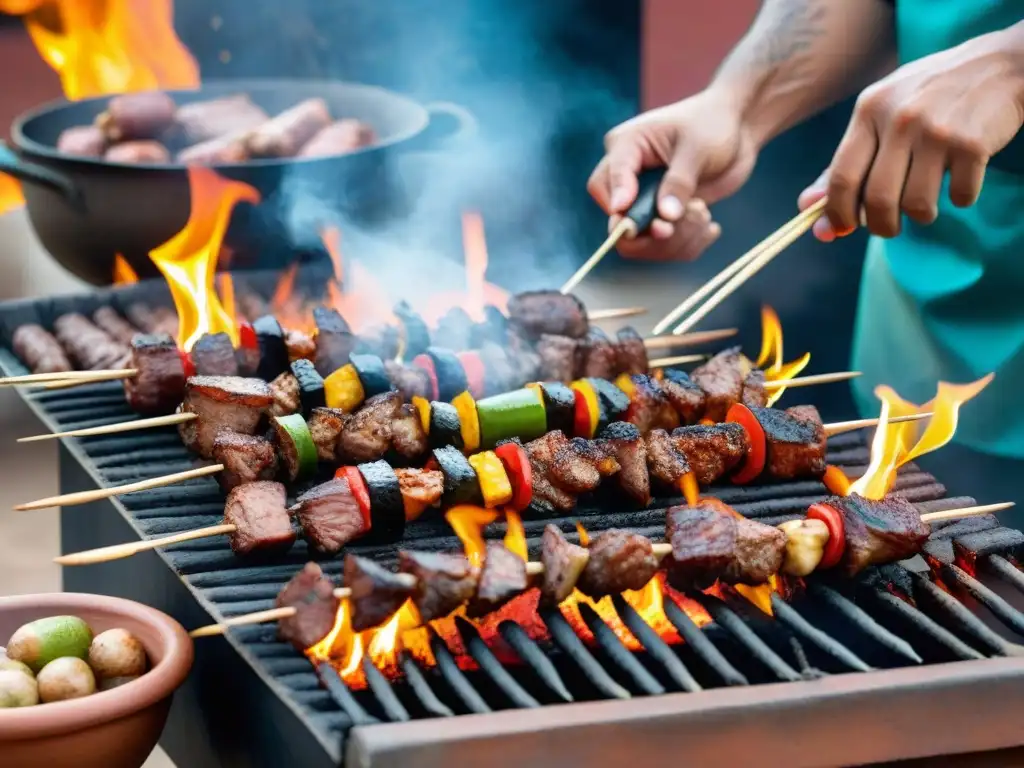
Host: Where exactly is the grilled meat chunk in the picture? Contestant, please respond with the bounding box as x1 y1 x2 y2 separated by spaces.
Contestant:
540 525 590 605
124 333 185 416
507 290 588 340
829 494 930 576
659 370 706 425
576 328 618 380
313 307 356 377
213 432 278 493
399 551 479 622
223 481 295 557
292 478 368 555
344 555 416 632
308 407 347 463
12 324 72 374
395 468 444 520
597 422 651 506
666 501 786 589
276 562 340 651
285 329 316 362
338 391 402 463
526 431 617 497
467 543 529 618
691 347 747 422
385 360 431 401
391 403 429 462
53 312 129 370
577 530 659 598
752 405 827 480
741 370 768 408
615 326 648 376
625 375 680 433
645 428 692 492
268 372 301 417
92 307 140 345
179 375 273 458
190 332 238 376
671 423 749 485
536 334 578 383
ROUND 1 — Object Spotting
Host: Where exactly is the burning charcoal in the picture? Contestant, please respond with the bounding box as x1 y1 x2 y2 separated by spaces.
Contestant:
96 91 177 141
276 563 340 651
671 423 748 485
123 333 185 416
954 528 1024 563
285 329 316 362
466 543 529 618
343 555 416 632
313 307 355 377
172 94 270 144
433 307 475 351
104 140 171 164
268 372 301 417
191 332 238 376
931 515 1000 540
395 468 444 521
614 326 648 376
298 119 377 158
292 478 368 556
751 405 827 480
12 324 71 374
624 375 680 433
247 98 332 158
212 432 278 493
56 125 106 157
575 328 618 380
577 530 659 598
53 312 129 370
691 347 747 423
223 481 295 557
398 551 479 622
922 538 955 565
659 370 707 425
596 422 651 507
644 428 692 492
92 307 141 345
178 375 274 458
540 525 589 605
507 290 588 340
385 360 432 401
338 391 402 463
536 334 578 383
390 403 429 462
307 407 347 463
741 370 768 408
829 494 931 576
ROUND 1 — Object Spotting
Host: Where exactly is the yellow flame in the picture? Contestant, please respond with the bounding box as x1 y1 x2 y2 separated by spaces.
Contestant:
504 511 527 561
756 306 811 406
680 472 700 507
306 597 352 660
734 575 778 617
559 573 681 650
575 521 590 547
112 253 139 285
445 505 499 568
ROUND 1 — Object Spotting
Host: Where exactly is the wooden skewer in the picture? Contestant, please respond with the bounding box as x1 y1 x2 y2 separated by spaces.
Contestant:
17 412 197 443
187 501 1013 638
642 328 738 350
55 523 236 566
560 219 636 295
648 354 708 368
763 371 860 390
823 411 933 437
42 371 137 390
589 306 648 321
0 368 137 387
669 198 828 336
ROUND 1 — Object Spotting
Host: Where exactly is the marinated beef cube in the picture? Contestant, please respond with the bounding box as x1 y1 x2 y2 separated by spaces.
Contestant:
540 524 590 605
124 333 185 415
292 478 368 555
741 370 768 408
614 326 648 376
338 391 402 463
285 329 317 362
477 341 520 396
536 334 578 383
224 481 295 557
356 324 401 361
399 550 479 622
691 347 747 422
525 431 613 501
597 422 651 506
829 493 931 576
577 530 659 598
507 290 588 340
178 375 273 458
751 405 827 480
313 307 356 376
308 407 347 463
276 562 340 651
724 515 787 584
191 332 238 376
575 327 618 380
390 403 429 461
659 369 706 425
385 360 431 401
466 543 529 618
343 555 416 632
645 428 692 492
395 468 444 520
213 431 278 493
268 372 301 417
625 375 680 433
671 423 749 485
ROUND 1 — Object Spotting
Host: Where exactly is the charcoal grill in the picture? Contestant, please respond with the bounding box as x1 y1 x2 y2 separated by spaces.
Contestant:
6 283 1024 768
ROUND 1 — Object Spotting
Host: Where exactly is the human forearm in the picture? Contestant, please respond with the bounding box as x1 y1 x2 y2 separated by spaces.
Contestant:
710 0 897 147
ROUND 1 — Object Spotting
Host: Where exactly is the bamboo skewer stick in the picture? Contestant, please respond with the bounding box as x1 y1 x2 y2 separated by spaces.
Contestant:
648 354 708 368
763 371 860 390
42 371 137 390
589 306 648 321
561 219 635 295
56 523 236 566
642 328 738 350
0 368 138 387
186 501 1013 638
823 411 933 437
18 412 197 443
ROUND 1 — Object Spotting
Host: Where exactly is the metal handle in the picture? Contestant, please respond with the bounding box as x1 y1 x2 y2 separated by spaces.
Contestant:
0 141 83 210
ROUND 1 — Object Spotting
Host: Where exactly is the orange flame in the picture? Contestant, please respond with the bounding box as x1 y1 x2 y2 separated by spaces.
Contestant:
574 521 590 547
504 511 527 561
734 575 779 617
847 374 994 500
680 472 700 507
756 306 811 406
0 175 25 217
112 253 138 285
445 505 499 568
148 167 259 350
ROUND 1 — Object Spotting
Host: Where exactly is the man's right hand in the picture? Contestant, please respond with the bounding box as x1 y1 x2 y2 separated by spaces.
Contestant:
587 89 760 261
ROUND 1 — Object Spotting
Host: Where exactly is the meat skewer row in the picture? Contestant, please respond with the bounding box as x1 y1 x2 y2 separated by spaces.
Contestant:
186 495 1010 642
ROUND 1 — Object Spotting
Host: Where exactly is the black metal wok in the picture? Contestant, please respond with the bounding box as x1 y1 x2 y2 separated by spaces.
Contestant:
0 79 475 285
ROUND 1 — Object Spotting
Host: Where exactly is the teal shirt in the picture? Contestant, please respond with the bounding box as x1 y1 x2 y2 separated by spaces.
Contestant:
851 0 1024 458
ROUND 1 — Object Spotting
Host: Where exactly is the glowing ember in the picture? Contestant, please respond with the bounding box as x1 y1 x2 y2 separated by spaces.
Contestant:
445 504 499 568
148 167 259 350
112 254 139 285
756 306 811 406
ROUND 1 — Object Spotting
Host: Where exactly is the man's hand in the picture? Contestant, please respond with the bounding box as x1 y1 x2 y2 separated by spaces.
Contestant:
801 24 1024 240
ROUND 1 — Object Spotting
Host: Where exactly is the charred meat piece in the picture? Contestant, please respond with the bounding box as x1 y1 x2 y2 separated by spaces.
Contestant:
191 332 238 376
391 403 429 462
741 370 769 408
172 94 270 144
338 391 402 463
395 468 444 520
276 562 340 651
298 119 377 158
577 530 659 598
399 550 479 622
268 372 301 417
12 324 71 374
467 543 529 618
292 478 368 555
213 431 278 493
625 375 680 433
540 525 590 605
308 407 347 463
645 428 692 492
56 125 106 157
313 307 356 377
596 422 651 506
751 405 827 480
829 493 930 576
526 431 613 499
53 312 129 370
691 347 747 422
507 290 588 340
615 326 648 376
344 555 416 632
178 375 274 458
285 329 316 362
223 481 295 557
671 423 749 486
575 328 618 380
536 334 578 383
659 370 706 425
385 361 432 401
97 91 177 141
123 333 185 416
104 140 171 163
92 307 140 345
247 98 332 158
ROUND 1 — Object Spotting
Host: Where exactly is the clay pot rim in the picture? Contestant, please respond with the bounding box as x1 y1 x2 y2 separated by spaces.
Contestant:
0 592 193 740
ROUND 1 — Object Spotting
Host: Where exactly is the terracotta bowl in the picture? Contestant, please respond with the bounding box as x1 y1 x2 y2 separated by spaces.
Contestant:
0 593 193 768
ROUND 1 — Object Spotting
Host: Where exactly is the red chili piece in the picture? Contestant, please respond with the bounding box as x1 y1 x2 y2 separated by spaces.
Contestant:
807 502 846 569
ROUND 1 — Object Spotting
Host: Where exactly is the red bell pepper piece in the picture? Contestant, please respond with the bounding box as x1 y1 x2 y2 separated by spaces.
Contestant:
807 502 845 569
238 321 258 350
457 351 486 399
725 403 767 485
336 465 373 533
411 354 440 401
178 348 196 379
495 442 533 512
